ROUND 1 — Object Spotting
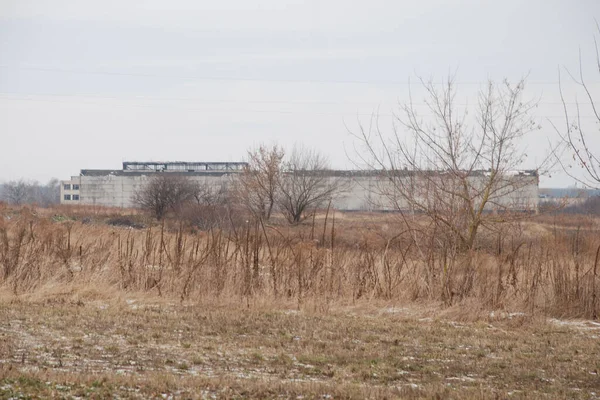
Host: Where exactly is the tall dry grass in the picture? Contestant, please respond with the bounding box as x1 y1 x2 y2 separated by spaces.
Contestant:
0 205 599 319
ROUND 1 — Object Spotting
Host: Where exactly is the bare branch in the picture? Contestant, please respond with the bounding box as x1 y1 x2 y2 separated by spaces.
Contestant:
352 76 540 251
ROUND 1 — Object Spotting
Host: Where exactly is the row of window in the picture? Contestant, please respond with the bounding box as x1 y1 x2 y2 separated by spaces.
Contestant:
63 184 80 190
64 194 80 201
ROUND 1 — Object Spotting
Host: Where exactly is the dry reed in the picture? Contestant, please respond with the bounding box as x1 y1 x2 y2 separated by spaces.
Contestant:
1 206 599 319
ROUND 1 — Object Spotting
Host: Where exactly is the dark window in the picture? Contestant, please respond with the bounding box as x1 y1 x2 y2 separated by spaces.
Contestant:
72 184 80 190
72 194 80 201
64 194 71 201
64 184 71 190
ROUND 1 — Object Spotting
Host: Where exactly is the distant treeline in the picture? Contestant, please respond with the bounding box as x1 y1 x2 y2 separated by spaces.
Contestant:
539 195 600 215
562 196 600 215
537 187 600 215
539 188 600 199
0 179 60 207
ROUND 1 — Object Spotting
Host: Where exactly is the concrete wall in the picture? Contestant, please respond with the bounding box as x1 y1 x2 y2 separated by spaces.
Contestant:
332 174 539 212
60 172 539 212
79 175 146 208
62 174 231 208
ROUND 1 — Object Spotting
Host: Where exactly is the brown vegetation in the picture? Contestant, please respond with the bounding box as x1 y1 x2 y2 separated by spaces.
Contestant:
1 204 600 398
278 146 344 224
0 204 599 318
236 144 285 221
353 76 547 252
234 144 343 225
132 175 200 220
2 298 600 399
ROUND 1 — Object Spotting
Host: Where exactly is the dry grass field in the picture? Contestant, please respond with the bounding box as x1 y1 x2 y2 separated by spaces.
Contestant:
2 297 600 399
1 204 600 398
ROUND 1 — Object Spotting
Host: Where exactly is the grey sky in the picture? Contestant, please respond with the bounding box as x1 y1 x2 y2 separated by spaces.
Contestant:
1 0 599 187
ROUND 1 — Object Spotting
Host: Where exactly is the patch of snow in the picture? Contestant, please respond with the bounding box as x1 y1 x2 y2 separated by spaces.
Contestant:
549 318 600 331
446 376 478 382
399 383 420 389
489 311 527 320
383 307 410 314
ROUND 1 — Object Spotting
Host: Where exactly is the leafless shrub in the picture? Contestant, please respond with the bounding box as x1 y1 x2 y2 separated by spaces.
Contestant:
132 174 198 220
235 144 284 221
179 203 231 231
1 206 599 319
278 146 344 224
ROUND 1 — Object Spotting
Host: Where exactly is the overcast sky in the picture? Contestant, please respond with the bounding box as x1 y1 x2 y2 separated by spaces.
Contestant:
1 0 599 187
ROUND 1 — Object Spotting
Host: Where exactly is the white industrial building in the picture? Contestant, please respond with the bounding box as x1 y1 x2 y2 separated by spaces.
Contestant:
61 162 245 208
61 161 539 212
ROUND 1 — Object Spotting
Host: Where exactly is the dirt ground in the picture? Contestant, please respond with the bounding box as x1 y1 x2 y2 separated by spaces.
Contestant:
1 296 600 399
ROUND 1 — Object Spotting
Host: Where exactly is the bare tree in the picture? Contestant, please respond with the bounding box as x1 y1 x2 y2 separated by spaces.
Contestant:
278 146 342 224
554 21 600 188
354 76 542 251
191 180 227 207
132 174 197 220
1 179 60 207
236 144 285 220
42 178 61 206
30 179 61 207
2 180 30 205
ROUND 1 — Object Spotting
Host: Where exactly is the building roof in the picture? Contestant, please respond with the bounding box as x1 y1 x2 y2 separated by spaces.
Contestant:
80 169 238 177
122 161 247 172
79 162 538 179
